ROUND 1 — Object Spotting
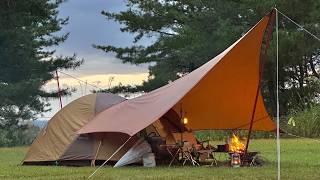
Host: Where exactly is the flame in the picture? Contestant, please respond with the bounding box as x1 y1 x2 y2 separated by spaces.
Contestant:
229 134 245 153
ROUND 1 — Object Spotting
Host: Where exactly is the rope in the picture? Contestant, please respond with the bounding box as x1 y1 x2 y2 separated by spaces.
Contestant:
276 9 320 42
274 8 320 180
0 62 105 91
88 136 133 179
57 71 104 90
0 116 53 119
35 116 52 119
285 132 320 142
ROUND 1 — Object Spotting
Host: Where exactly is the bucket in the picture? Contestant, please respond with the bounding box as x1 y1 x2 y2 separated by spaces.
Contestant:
142 153 156 167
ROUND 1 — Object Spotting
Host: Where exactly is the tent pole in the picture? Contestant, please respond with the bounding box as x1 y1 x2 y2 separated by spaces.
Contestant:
91 140 102 167
88 136 132 179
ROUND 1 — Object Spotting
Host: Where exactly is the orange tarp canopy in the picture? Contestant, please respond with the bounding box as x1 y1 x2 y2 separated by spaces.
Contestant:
79 11 276 136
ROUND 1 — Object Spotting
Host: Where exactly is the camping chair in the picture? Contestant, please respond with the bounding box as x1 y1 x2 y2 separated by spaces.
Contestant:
180 141 200 166
193 139 218 166
241 151 260 166
146 132 171 161
196 142 218 166
166 140 199 166
172 132 217 166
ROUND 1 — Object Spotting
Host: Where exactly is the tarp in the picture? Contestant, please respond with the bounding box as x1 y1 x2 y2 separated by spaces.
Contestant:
78 11 276 137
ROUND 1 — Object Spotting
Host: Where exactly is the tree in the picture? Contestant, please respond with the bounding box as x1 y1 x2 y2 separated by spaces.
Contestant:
95 0 320 115
263 0 320 114
0 0 82 145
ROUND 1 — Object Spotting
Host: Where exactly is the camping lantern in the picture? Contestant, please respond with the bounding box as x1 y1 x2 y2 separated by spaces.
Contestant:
231 153 241 168
183 117 188 125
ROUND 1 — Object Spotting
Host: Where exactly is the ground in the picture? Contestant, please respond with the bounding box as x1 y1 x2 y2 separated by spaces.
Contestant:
0 139 319 179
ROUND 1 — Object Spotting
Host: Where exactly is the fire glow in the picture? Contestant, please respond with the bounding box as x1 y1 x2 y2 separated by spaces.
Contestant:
229 134 245 153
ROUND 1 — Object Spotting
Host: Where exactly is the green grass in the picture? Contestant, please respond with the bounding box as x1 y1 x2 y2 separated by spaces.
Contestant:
0 139 320 179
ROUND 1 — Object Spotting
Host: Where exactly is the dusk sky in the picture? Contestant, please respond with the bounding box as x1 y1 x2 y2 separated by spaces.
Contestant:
43 0 150 118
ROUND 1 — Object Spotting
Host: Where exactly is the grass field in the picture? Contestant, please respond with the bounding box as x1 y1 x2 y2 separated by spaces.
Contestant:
0 139 319 179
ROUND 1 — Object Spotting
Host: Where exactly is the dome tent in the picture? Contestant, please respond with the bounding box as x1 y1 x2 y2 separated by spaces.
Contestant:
23 93 184 166
23 93 137 166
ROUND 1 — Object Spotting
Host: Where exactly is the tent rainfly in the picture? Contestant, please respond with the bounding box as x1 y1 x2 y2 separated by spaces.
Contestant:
78 10 277 137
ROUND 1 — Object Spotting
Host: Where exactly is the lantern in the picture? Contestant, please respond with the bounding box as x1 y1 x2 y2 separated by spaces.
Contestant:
183 117 188 125
231 153 241 168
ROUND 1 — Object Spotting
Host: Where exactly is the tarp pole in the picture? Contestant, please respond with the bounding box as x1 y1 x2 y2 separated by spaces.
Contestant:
245 9 276 155
88 136 132 179
275 8 281 180
55 70 63 109
274 8 320 179
244 83 260 155
244 22 266 155
180 103 183 143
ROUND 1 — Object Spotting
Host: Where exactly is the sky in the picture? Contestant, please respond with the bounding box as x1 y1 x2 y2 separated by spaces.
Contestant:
42 0 150 119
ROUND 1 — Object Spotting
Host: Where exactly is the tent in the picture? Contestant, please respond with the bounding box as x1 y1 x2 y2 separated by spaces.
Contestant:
78 11 276 138
23 93 189 166
23 93 133 165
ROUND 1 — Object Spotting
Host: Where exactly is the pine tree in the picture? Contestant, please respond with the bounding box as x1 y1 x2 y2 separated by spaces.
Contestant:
0 0 82 143
96 0 320 115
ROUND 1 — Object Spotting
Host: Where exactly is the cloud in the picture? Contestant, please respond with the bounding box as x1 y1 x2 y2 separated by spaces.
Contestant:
53 0 151 77
41 0 152 118
46 72 149 90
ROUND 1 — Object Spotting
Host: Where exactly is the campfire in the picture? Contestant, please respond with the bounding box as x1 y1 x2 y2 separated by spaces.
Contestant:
228 134 246 167
229 134 245 153
227 133 262 167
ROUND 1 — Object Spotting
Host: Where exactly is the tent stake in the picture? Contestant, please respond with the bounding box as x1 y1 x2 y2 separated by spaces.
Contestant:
88 136 132 179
